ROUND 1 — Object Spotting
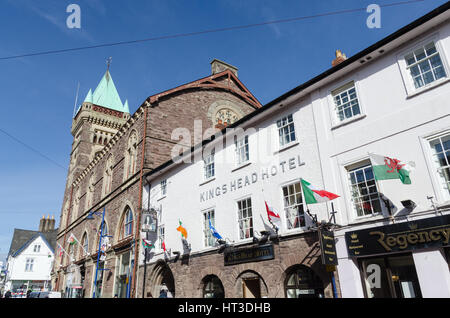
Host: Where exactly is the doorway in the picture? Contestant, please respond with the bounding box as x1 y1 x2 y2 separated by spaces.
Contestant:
360 253 422 298
243 278 261 298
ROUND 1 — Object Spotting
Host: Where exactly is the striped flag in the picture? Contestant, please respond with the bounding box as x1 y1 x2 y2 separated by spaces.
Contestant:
176 220 188 239
208 215 222 240
265 201 282 228
301 179 339 204
56 242 66 257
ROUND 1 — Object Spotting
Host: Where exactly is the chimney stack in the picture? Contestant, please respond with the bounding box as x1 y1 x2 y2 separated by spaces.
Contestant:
332 50 347 67
210 59 238 77
38 214 55 232
49 215 56 231
39 215 46 232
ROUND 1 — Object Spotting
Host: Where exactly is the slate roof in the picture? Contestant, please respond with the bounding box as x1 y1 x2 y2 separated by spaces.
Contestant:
8 228 58 257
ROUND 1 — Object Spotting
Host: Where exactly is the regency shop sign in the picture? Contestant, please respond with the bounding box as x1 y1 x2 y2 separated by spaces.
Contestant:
224 243 274 266
200 155 305 203
345 214 450 257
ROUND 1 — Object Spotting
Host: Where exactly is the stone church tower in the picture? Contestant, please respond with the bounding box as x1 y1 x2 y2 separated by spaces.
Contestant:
60 68 130 236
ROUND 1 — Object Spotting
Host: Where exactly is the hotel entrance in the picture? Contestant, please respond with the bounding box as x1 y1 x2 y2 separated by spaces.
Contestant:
359 253 422 298
242 278 261 298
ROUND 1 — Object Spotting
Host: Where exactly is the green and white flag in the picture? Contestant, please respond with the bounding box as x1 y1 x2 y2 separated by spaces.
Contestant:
369 153 414 185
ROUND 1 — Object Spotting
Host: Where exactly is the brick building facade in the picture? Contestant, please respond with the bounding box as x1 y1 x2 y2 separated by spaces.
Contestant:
52 59 261 298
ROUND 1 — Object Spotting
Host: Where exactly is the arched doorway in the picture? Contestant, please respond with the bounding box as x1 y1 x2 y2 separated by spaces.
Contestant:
236 270 268 298
284 265 324 298
149 261 175 298
202 275 225 298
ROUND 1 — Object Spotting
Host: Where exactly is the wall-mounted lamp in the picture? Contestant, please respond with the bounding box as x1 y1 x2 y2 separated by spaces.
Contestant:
401 200 416 210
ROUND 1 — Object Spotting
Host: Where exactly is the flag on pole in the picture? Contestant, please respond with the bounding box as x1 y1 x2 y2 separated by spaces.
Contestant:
301 179 339 204
177 220 188 239
56 242 66 257
208 215 223 240
265 201 282 228
141 238 155 249
67 233 78 246
369 153 414 184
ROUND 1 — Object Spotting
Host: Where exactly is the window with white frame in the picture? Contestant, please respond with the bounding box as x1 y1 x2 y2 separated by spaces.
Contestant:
235 135 249 165
120 208 133 240
348 164 382 217
161 179 167 196
277 114 296 147
282 182 305 229
405 41 447 90
25 258 34 272
33 244 41 253
429 133 450 199
81 233 89 257
158 226 165 250
203 209 215 247
237 197 253 240
332 81 361 122
204 149 215 180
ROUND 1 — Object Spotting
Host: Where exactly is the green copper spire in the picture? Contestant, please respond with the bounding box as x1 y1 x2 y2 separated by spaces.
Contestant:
123 99 129 114
83 89 93 103
87 70 129 113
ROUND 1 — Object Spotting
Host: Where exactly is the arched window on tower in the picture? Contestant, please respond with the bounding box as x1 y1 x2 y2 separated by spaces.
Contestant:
72 187 81 222
125 131 138 180
103 156 114 196
80 232 89 258
86 173 95 211
119 207 133 241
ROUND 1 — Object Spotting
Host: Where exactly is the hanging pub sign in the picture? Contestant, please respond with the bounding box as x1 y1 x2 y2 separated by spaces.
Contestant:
345 214 450 257
318 229 338 265
224 243 274 266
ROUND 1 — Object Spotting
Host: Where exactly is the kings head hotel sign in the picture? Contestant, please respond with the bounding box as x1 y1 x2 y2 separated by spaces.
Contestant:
345 214 450 257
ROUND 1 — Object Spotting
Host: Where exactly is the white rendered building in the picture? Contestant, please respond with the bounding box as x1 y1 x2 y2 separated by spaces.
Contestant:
138 3 450 298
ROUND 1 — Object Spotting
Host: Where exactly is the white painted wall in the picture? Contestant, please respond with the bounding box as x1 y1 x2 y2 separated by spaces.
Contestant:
311 19 450 298
6 236 54 284
141 96 330 265
139 15 450 298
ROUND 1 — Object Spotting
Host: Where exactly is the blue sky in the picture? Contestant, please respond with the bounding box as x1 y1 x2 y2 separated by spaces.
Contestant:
0 0 447 262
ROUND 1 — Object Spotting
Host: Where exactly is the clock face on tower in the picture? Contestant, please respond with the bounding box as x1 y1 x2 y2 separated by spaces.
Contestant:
215 108 239 125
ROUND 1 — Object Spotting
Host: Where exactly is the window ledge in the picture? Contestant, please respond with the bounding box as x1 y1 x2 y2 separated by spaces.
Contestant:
199 177 215 187
231 161 251 173
348 213 386 226
274 141 299 155
406 77 450 99
331 114 366 130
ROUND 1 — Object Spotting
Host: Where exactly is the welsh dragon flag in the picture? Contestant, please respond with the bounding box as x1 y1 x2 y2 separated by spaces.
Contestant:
142 238 155 249
369 153 414 185
67 233 78 246
301 179 339 204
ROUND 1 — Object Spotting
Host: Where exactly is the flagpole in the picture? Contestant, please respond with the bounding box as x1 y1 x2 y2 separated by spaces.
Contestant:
368 152 394 222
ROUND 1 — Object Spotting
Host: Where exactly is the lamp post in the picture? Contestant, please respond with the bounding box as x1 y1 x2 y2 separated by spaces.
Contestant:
141 207 157 298
86 207 109 298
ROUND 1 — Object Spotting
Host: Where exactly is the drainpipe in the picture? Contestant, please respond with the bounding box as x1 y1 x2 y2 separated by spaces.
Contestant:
130 105 148 298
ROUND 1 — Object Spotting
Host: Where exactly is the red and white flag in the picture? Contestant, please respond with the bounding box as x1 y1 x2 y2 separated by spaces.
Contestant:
265 201 282 228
